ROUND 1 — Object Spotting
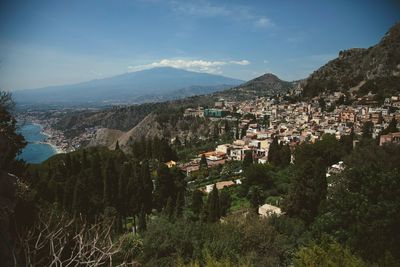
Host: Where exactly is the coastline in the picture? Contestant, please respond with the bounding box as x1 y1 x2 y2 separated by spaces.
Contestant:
21 121 67 155
41 127 67 154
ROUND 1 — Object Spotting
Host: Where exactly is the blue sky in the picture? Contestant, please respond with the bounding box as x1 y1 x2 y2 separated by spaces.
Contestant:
0 0 399 91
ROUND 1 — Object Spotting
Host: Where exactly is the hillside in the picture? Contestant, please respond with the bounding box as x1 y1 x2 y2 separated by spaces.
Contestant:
302 22 400 97
52 71 292 141
13 67 243 104
216 73 295 100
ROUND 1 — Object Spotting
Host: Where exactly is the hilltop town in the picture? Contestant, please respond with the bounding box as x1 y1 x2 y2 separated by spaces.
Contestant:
178 90 400 176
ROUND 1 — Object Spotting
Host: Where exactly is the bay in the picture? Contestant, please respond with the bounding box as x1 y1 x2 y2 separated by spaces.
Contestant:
17 123 57 164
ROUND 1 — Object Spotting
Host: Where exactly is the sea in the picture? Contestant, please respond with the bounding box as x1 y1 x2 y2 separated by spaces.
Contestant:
17 123 57 164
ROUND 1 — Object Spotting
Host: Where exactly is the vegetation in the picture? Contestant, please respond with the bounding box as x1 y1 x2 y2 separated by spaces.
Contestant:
2 90 400 266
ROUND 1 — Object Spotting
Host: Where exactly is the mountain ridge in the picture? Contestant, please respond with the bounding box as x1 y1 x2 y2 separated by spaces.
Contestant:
13 67 244 104
301 22 400 97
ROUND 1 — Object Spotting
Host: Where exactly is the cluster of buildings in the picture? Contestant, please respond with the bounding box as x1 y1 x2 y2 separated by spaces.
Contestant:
17 111 101 153
181 92 400 176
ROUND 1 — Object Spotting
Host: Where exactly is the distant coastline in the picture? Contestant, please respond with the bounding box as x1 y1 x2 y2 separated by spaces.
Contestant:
17 122 64 163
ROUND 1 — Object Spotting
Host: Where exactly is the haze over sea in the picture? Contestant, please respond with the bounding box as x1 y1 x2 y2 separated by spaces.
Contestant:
17 123 57 164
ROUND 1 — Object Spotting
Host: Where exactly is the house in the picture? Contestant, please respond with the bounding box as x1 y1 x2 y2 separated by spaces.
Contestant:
340 110 356 122
380 132 400 146
370 112 382 124
204 108 229 118
165 160 177 168
183 107 204 117
258 204 282 217
258 156 268 164
204 180 236 193
216 144 232 155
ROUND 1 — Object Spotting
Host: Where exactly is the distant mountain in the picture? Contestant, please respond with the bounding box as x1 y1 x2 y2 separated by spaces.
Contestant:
13 67 244 104
301 22 400 97
216 73 295 100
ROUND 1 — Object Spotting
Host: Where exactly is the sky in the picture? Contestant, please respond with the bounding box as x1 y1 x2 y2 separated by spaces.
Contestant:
0 0 399 91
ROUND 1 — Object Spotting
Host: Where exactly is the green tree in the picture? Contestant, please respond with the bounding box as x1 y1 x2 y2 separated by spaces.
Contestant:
268 136 280 166
318 97 326 112
284 157 327 224
249 187 261 214
140 160 153 214
316 144 400 262
293 238 367 267
0 91 26 174
381 117 398 135
115 140 120 150
154 164 174 210
103 158 118 208
191 190 204 217
242 150 254 170
219 189 231 217
199 154 208 170
212 123 220 140
207 185 220 223
362 121 374 139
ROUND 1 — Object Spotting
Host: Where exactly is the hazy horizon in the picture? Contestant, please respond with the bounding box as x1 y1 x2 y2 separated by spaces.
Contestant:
1 0 399 91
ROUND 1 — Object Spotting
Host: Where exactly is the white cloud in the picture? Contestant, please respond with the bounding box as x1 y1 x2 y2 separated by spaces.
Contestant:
170 1 231 17
255 17 274 28
230 60 250 66
128 58 250 74
169 1 274 30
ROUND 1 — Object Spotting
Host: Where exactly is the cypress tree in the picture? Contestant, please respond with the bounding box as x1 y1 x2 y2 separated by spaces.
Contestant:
164 197 174 218
154 164 173 210
382 117 398 135
127 161 140 230
362 121 374 139
141 160 153 214
243 151 253 169
207 185 220 223
212 124 220 140
138 205 147 232
81 150 89 169
174 192 184 218
250 187 261 214
191 190 204 216
268 136 280 166
103 158 117 207
199 154 208 170
219 190 231 217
